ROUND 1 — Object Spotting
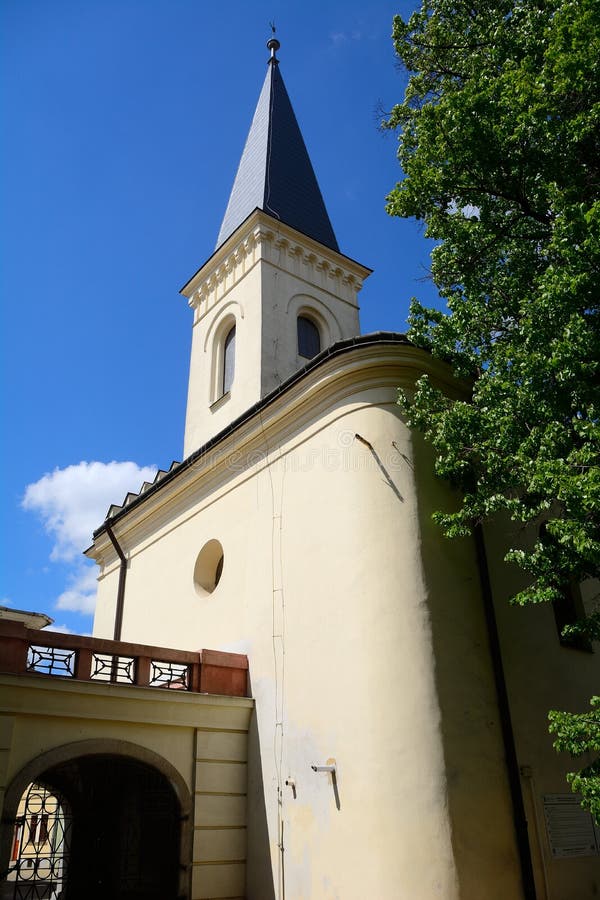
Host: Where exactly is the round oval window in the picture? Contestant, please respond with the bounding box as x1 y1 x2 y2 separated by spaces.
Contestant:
194 540 224 594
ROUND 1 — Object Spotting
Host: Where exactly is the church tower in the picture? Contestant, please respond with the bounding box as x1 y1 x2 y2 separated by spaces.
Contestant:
181 37 371 457
68 30 600 900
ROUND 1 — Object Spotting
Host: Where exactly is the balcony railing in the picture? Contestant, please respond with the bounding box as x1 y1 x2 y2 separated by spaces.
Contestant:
0 620 248 697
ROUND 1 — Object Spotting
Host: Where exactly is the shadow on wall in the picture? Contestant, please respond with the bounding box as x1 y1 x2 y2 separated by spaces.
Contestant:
412 430 524 899
245 703 276 900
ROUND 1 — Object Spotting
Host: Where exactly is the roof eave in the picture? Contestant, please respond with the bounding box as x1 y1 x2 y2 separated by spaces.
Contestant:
90 332 439 541
180 208 372 298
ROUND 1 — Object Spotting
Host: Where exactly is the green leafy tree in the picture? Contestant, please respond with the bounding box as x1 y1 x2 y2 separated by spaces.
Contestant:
384 0 600 816
548 696 600 821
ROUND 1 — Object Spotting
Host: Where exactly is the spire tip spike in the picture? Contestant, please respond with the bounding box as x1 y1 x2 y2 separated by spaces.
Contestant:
267 24 280 65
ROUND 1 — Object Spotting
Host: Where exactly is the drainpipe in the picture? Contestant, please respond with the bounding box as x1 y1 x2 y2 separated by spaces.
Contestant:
473 524 537 899
105 523 127 642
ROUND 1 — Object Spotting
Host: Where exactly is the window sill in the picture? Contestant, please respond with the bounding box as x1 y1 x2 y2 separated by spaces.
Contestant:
210 391 231 413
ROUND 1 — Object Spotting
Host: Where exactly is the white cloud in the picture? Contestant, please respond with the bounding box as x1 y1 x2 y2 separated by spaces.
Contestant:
330 29 363 46
22 460 156 620
23 460 157 562
0 598 14 607
447 199 481 220
462 204 481 219
331 31 347 45
44 622 92 636
56 564 98 615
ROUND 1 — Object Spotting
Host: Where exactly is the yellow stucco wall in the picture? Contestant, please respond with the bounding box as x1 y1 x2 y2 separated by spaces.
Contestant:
0 673 253 900
89 344 537 899
485 520 600 900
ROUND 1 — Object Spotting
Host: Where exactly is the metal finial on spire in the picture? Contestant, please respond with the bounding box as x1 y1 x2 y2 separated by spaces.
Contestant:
267 23 280 65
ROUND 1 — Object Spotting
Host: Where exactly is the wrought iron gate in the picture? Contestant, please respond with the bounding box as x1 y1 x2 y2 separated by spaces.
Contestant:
5 782 70 900
2 757 181 900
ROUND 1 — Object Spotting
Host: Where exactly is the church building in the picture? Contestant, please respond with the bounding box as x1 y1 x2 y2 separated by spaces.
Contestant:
1 36 599 900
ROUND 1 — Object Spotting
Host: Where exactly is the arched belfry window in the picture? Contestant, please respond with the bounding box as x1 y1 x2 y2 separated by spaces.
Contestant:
297 315 320 359
222 324 236 395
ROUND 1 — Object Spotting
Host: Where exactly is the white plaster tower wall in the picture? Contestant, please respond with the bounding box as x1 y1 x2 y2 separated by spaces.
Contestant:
180 35 371 460
181 212 369 457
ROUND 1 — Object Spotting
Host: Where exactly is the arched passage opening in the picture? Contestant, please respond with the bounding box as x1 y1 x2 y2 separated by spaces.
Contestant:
2 743 191 900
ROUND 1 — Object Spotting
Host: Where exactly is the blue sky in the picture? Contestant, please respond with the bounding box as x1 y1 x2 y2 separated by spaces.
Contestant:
1 0 441 635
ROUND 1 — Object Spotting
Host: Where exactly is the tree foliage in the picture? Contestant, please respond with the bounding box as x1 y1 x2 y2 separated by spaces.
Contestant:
384 0 600 815
549 696 600 821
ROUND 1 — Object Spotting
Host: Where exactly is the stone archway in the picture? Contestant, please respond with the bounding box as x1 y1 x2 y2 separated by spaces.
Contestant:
1 740 192 900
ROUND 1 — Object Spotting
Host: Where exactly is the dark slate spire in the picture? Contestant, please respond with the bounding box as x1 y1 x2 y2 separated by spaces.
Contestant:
216 38 339 252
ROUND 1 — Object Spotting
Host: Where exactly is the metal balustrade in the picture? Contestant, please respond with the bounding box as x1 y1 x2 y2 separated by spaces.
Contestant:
0 620 249 697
